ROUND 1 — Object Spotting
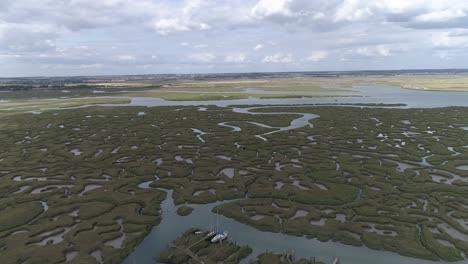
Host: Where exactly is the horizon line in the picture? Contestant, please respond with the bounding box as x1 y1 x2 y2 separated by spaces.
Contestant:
2 68 468 79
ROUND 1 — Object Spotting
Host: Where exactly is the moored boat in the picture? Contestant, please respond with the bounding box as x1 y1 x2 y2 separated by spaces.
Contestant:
210 231 228 243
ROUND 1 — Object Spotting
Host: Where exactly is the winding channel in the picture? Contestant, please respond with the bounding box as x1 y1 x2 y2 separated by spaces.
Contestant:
231 106 318 141
123 105 464 264
123 187 462 264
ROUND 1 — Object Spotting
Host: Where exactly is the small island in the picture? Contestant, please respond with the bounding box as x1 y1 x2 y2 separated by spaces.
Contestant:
158 228 325 264
176 205 194 216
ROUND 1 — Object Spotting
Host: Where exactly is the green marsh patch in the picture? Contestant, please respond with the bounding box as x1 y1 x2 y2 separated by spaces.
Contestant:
0 104 467 263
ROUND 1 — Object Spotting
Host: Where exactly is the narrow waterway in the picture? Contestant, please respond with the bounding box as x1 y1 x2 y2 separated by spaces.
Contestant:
231 106 319 140
123 190 464 264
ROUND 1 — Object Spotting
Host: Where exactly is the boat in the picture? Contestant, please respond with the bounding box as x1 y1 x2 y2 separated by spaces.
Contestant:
210 231 228 243
210 209 228 242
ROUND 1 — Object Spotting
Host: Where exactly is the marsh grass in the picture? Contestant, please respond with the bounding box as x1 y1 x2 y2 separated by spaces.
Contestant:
0 104 467 263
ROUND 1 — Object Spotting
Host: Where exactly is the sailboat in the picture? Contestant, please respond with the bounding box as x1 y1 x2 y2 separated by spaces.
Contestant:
210 231 228 243
211 208 228 243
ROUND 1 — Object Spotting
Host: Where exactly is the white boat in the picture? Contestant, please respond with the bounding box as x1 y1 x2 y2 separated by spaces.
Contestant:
211 231 228 243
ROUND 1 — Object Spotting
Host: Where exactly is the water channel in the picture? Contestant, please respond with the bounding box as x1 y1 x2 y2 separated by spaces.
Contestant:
122 84 468 264
5 83 466 263
123 188 465 264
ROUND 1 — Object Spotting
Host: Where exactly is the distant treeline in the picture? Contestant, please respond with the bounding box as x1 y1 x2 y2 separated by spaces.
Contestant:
0 84 93 91
0 84 162 91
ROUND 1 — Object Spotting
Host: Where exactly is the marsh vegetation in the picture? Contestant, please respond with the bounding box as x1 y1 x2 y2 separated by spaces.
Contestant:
0 98 467 263
158 229 324 264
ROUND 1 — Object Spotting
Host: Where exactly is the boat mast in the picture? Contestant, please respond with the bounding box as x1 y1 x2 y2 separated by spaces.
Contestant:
216 208 219 233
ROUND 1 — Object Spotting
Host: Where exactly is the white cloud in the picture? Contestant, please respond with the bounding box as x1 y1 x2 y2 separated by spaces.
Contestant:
354 47 374 57
376 45 391 56
433 50 454 60
115 55 136 61
251 0 293 20
262 53 293 63
199 23 211 30
0 22 59 52
194 44 208 49
254 44 264 51
375 0 425 14
189 52 216 63
79 63 103 69
333 0 373 23
151 18 190 35
346 45 393 58
150 18 210 35
0 54 21 60
148 0 211 35
306 51 328 62
415 9 466 23
224 53 247 63
2 0 468 76
432 31 468 48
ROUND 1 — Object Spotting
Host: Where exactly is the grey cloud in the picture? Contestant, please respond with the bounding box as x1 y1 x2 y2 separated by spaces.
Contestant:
1 0 468 76
404 17 468 29
0 23 59 52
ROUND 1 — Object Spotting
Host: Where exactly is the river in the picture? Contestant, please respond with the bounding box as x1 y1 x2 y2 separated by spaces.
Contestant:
123 189 465 264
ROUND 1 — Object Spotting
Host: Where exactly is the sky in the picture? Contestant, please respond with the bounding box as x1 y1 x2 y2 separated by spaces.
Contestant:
1 0 468 77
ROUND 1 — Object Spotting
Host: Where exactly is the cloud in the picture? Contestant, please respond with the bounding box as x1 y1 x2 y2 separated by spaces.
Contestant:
1 0 157 32
254 44 264 51
376 45 391 56
354 47 374 57
115 55 136 61
306 51 328 62
148 0 211 35
251 0 294 21
194 44 208 49
262 53 293 63
333 0 374 23
415 9 466 23
79 63 103 69
433 50 454 60
432 31 468 49
0 22 59 52
2 0 468 76
150 18 210 35
407 10 468 29
224 53 247 63
341 45 394 60
189 53 216 63
151 19 190 35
